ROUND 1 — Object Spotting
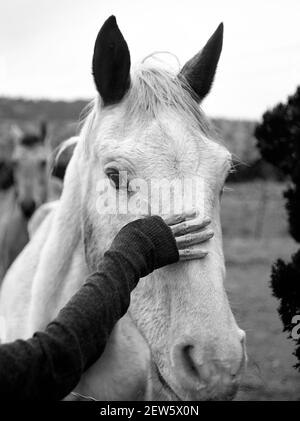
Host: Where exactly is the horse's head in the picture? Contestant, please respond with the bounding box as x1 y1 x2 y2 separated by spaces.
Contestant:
77 16 246 400
10 122 49 218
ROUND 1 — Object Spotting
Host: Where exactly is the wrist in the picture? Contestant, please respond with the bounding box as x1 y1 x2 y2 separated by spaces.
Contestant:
111 216 179 271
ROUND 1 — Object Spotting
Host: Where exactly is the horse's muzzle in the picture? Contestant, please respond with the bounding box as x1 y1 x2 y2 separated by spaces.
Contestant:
154 329 246 401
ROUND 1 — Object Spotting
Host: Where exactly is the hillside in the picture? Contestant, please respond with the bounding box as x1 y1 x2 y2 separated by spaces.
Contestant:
0 97 258 156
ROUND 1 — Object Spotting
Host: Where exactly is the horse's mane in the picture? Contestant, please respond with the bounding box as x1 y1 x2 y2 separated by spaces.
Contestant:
125 63 214 137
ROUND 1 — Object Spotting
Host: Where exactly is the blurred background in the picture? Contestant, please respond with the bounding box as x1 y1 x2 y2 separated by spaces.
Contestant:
0 0 300 400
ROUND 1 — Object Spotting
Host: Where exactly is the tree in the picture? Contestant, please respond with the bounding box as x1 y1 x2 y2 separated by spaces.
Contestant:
255 86 300 370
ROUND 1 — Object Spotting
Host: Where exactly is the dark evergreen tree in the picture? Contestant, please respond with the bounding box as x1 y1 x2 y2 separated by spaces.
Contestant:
255 86 300 370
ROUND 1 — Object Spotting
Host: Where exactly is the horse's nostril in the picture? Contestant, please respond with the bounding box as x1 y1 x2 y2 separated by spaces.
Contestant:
176 343 209 383
182 345 198 378
173 337 245 391
20 200 36 219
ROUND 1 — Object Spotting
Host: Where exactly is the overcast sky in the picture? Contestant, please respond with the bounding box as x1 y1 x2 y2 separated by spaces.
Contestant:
0 0 300 119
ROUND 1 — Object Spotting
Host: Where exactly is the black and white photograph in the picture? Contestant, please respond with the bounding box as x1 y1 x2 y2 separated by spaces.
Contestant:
0 0 299 404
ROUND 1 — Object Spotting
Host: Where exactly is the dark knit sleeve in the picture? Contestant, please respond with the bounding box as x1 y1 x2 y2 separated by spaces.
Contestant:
0 216 179 400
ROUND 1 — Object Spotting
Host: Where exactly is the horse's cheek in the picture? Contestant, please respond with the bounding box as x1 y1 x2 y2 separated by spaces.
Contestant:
73 315 151 400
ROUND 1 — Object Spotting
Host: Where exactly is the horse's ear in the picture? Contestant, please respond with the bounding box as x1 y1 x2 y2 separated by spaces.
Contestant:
92 16 131 105
179 23 223 102
40 121 47 142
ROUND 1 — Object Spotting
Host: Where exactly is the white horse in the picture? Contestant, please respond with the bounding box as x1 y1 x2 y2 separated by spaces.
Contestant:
0 16 246 401
0 123 62 281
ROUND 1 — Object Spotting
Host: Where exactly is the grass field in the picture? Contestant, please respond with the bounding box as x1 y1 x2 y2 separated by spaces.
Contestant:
221 182 300 400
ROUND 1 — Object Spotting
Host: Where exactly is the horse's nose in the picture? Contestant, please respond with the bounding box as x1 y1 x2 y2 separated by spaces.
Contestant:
172 332 246 392
19 199 36 219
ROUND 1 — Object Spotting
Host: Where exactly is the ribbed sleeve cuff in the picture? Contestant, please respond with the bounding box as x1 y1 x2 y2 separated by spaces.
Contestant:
120 216 179 270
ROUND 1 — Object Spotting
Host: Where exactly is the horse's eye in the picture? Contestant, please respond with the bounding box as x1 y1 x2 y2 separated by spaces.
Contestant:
105 168 130 191
40 160 47 169
109 172 120 189
106 168 121 190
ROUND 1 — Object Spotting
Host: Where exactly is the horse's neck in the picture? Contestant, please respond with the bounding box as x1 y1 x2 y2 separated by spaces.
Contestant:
27 153 88 334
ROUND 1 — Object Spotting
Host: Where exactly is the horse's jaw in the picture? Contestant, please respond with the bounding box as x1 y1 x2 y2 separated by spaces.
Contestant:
73 313 152 401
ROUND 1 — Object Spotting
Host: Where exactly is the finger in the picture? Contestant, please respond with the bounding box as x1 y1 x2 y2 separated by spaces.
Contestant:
162 209 197 226
171 216 211 236
176 230 214 249
179 249 208 260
